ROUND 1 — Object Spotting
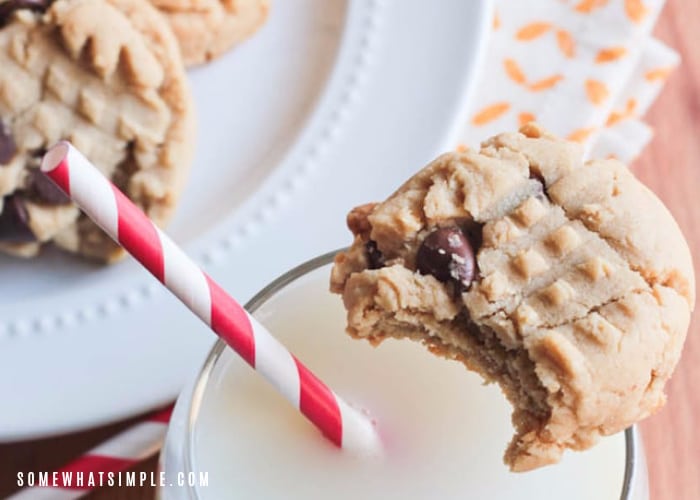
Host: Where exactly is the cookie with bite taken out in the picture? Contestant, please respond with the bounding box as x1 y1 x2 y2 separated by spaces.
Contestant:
331 124 695 471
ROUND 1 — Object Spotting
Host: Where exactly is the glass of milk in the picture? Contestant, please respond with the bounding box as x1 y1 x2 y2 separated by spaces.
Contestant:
159 251 649 500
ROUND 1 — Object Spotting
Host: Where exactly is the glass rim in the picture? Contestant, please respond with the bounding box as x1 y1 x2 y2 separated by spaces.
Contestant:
183 249 638 500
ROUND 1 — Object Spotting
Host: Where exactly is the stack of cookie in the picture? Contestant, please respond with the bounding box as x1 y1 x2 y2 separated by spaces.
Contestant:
0 0 267 262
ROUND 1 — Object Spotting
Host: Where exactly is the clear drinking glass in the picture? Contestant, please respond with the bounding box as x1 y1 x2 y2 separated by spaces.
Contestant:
159 251 649 500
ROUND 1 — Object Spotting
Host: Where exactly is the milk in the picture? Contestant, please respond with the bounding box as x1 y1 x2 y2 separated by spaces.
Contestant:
189 264 633 499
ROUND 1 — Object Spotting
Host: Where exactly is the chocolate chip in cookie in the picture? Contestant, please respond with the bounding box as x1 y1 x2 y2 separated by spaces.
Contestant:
416 226 476 289
365 240 385 270
26 168 71 205
0 195 35 242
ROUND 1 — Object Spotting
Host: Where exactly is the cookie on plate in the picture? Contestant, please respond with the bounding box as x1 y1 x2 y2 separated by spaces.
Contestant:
150 0 269 66
0 0 195 262
331 124 695 471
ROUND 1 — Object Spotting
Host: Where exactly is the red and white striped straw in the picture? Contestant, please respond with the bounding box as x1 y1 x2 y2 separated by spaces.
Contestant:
41 142 380 456
9 405 173 499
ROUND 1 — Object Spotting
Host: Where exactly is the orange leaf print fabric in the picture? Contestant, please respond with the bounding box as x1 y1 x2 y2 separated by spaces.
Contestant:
567 127 595 143
574 0 608 13
472 103 511 126
595 46 628 63
504 59 527 84
645 67 672 82
606 99 637 126
585 79 609 105
528 75 564 92
458 0 674 164
625 0 648 23
556 30 575 58
515 22 552 41
518 112 537 127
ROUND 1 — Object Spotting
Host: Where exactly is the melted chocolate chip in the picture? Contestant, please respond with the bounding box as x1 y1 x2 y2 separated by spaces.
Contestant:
463 223 482 258
416 226 476 289
26 168 71 204
365 240 385 269
0 121 16 165
0 195 35 242
0 0 49 27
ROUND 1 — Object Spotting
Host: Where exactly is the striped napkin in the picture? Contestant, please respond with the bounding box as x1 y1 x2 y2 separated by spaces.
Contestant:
458 0 678 164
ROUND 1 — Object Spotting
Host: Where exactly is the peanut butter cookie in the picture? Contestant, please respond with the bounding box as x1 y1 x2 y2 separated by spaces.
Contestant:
150 0 268 66
0 0 195 261
331 124 695 471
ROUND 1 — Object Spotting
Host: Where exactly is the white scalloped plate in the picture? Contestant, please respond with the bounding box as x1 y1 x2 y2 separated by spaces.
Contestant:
0 0 491 440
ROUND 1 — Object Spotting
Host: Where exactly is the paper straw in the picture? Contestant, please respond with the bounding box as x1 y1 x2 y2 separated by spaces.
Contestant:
41 142 380 457
9 405 173 499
